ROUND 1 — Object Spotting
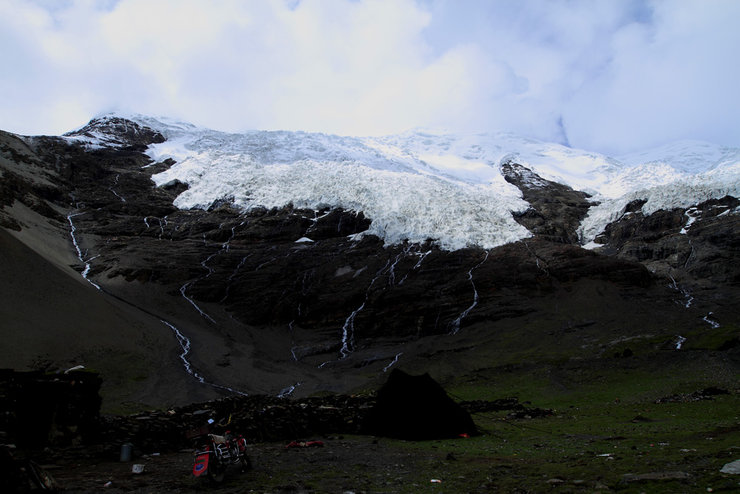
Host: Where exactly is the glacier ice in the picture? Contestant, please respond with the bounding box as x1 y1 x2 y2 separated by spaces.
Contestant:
100 113 739 251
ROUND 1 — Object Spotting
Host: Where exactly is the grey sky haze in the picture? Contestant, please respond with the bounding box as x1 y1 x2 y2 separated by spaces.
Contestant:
1 0 738 155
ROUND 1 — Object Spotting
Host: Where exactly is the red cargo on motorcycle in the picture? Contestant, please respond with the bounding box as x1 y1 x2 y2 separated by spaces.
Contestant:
189 423 251 483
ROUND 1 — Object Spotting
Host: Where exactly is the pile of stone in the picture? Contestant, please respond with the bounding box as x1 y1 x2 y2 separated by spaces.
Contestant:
654 387 730 404
101 394 376 455
460 398 554 420
100 392 552 455
1 366 552 456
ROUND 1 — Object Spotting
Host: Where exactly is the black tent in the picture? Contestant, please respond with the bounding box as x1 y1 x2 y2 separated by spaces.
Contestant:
363 369 477 440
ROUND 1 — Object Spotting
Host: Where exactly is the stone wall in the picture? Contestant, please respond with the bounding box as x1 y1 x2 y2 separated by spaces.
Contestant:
0 369 102 448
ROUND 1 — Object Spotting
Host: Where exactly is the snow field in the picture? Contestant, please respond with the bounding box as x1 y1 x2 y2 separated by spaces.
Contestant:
84 113 739 251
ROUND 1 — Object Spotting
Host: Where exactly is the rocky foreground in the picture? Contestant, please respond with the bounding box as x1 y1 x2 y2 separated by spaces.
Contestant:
4 371 738 493
2 368 555 493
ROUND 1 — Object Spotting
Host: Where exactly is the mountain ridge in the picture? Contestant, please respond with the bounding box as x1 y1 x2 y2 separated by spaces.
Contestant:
1 115 738 412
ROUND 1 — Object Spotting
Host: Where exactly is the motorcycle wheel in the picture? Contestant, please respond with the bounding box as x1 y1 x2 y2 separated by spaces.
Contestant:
207 458 226 483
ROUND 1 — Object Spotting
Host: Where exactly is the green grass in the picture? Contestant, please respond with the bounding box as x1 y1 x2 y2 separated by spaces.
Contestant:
684 324 738 351
383 356 740 493
243 348 738 493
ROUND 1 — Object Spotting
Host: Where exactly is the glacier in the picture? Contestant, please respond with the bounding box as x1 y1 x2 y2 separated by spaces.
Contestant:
80 114 740 251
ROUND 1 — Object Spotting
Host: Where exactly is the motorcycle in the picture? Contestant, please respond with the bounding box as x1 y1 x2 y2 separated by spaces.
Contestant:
190 421 251 483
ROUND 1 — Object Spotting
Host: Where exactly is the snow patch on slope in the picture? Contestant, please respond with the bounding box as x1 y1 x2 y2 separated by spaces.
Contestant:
579 145 740 243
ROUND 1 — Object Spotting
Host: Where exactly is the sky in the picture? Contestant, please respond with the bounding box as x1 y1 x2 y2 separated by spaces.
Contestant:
1 0 739 155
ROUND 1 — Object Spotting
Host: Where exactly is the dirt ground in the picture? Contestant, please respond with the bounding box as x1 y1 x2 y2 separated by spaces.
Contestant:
48 435 454 493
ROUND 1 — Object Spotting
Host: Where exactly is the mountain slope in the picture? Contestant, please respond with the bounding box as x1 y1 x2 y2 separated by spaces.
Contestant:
1 115 738 411
0 227 220 410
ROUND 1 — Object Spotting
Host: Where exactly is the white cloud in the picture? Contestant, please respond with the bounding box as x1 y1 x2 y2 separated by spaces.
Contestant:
0 0 738 154
563 0 740 154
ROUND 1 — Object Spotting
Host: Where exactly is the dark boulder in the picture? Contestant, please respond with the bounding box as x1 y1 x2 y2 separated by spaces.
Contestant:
363 369 477 440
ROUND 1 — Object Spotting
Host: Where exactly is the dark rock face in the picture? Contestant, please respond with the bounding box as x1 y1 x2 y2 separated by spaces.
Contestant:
0 131 66 229
14 128 658 346
593 195 740 296
501 161 593 244
63 116 165 151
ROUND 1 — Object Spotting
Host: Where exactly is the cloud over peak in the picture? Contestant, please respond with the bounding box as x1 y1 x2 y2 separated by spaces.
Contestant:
2 0 738 155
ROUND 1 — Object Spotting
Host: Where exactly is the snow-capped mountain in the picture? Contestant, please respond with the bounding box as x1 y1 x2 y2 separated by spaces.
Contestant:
3 113 739 407
66 113 740 251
